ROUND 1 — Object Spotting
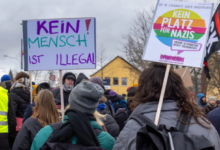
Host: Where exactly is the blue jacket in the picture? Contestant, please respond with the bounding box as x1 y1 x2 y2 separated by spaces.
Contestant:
23 103 35 123
207 105 220 136
197 93 206 108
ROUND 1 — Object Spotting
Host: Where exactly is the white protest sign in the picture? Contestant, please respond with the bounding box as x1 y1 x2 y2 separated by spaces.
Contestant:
23 18 96 71
142 1 213 68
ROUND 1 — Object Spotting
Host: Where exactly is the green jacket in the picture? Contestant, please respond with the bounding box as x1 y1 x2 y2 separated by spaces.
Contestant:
30 117 115 150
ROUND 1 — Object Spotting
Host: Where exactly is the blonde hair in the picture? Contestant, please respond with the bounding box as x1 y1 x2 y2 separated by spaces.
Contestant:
99 95 107 104
65 105 106 126
32 89 60 127
94 110 106 126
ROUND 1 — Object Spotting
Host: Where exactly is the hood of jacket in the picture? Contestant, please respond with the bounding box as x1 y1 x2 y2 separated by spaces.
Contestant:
75 73 88 86
0 80 13 93
197 93 206 107
62 72 76 85
11 87 30 103
132 100 179 115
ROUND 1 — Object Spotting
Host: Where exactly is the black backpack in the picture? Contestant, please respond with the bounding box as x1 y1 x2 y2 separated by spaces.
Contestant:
114 109 130 131
40 122 106 150
40 109 107 150
131 112 215 150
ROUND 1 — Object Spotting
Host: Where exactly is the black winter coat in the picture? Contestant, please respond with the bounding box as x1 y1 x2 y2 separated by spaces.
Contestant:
103 114 119 138
9 87 30 118
114 108 131 131
52 88 70 107
52 72 76 107
12 117 42 150
0 98 16 150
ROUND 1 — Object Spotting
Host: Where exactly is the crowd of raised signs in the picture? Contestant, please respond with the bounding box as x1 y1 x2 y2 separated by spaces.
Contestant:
1 63 220 150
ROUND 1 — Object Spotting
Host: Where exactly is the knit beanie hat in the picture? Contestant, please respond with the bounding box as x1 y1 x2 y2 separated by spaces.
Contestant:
208 96 216 102
69 81 104 114
90 77 104 88
109 90 117 97
1 75 11 82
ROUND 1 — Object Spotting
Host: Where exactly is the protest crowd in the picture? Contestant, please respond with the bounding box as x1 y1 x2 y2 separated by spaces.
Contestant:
2 0 220 150
0 63 220 150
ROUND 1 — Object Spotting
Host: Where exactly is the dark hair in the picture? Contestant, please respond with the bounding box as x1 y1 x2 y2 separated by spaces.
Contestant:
127 87 136 97
36 82 51 94
134 63 210 128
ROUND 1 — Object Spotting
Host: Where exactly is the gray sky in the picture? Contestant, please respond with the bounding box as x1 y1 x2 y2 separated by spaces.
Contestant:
0 0 218 80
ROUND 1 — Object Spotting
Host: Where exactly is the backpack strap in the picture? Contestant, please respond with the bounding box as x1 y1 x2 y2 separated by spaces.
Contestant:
176 111 191 133
50 122 63 131
129 113 155 127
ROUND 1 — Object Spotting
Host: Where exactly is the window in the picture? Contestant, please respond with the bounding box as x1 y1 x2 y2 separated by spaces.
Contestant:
122 78 127 86
104 77 111 85
113 77 118 86
105 77 110 83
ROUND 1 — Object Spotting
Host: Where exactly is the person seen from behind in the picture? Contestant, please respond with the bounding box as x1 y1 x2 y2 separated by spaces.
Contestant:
97 95 120 139
75 73 89 86
9 72 30 119
13 89 60 150
23 82 53 123
0 74 13 93
31 81 115 150
114 86 138 131
109 90 127 114
0 86 16 150
197 93 207 108
90 77 115 116
113 63 220 150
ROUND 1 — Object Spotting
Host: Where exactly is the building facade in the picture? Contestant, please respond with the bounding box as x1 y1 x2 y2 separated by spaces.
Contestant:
90 56 141 95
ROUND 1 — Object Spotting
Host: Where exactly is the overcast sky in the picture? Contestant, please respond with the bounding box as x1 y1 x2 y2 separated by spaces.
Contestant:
0 0 218 80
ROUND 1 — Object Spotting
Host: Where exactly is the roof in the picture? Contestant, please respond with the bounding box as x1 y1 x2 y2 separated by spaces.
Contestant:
90 56 141 77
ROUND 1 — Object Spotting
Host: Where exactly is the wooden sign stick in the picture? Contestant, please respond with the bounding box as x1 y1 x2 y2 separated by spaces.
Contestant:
154 64 171 126
59 70 64 120
30 71 32 104
181 67 188 79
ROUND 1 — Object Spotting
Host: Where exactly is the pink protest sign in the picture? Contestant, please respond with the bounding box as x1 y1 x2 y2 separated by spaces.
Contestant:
16 117 23 131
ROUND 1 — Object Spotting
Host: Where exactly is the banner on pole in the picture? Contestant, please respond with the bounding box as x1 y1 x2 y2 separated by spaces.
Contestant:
21 39 24 70
142 1 213 68
23 18 96 71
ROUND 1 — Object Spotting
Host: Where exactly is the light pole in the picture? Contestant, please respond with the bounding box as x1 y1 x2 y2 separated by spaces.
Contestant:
4 55 21 71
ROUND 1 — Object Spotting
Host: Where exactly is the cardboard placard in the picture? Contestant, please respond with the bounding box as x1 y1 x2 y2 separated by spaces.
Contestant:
174 67 193 88
23 18 96 71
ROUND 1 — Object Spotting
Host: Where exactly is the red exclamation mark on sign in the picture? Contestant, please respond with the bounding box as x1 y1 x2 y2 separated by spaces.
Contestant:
85 19 91 34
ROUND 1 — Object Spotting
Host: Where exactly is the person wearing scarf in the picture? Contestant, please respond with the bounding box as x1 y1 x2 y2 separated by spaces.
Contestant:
204 96 218 114
52 72 76 107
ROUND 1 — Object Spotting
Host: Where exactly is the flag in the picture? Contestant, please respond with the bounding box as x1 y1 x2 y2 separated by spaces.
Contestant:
204 4 220 79
21 39 24 70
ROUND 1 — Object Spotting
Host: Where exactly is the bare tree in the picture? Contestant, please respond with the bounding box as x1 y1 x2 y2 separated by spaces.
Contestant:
97 45 108 79
205 52 220 97
32 71 42 83
122 10 154 70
